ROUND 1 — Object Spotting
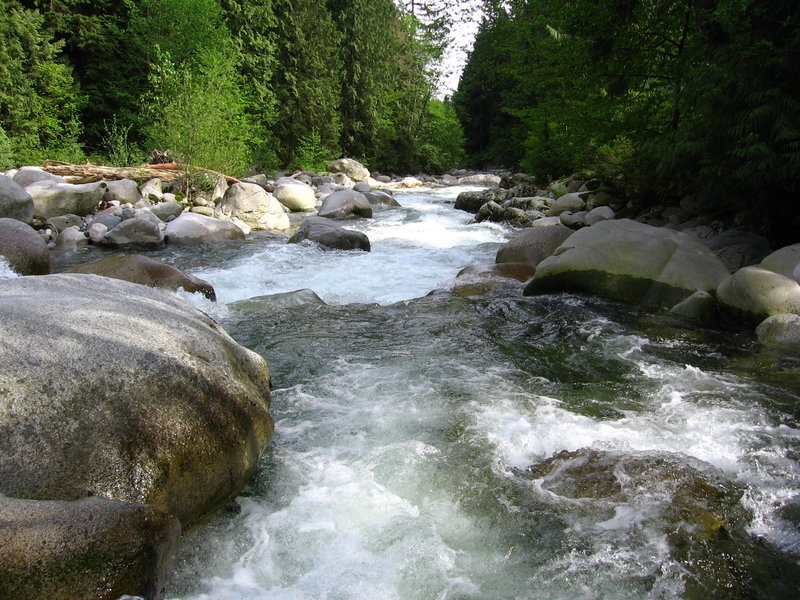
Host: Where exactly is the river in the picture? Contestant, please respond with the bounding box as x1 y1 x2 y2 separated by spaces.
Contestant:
136 186 799 599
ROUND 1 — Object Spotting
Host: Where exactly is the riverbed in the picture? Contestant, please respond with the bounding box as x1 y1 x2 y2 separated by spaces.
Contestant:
125 186 799 599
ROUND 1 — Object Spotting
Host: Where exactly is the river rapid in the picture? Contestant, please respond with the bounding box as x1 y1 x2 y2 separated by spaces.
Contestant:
84 186 800 599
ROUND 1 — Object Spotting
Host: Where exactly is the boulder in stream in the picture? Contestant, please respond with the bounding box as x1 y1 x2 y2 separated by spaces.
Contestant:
524 219 730 310
288 216 370 251
318 190 373 220
0 495 179 600
69 254 216 300
0 217 50 275
0 273 274 527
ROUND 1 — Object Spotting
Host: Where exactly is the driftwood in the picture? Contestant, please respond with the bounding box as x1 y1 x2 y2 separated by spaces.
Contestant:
42 161 241 185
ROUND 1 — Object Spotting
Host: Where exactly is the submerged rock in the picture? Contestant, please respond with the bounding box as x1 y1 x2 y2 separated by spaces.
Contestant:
521 448 799 599
288 215 370 251
525 219 730 310
0 274 274 526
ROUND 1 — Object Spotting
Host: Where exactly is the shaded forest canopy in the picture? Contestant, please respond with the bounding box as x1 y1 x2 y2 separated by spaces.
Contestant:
1 0 798 241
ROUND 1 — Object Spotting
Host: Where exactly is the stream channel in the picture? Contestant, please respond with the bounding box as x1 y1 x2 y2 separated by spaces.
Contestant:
69 186 800 598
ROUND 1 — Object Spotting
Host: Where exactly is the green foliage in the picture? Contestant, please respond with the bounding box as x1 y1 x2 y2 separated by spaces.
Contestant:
0 0 84 166
294 131 339 172
219 0 280 169
145 47 252 175
101 116 145 167
271 0 343 167
417 98 466 172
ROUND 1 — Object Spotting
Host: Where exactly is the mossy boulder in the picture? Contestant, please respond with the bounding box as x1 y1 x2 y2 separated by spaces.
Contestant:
0 273 273 526
0 495 179 600
524 219 730 309
716 266 800 326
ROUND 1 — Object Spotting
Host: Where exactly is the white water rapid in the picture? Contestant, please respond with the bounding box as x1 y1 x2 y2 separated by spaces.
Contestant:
164 187 800 600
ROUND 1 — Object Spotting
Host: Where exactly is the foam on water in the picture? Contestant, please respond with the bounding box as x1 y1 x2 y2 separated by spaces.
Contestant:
167 188 800 599
189 188 508 305
0 256 19 281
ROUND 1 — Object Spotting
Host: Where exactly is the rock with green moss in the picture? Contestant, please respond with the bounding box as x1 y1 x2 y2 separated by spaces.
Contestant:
0 274 273 526
0 495 179 600
524 219 729 309
759 243 800 282
716 266 800 326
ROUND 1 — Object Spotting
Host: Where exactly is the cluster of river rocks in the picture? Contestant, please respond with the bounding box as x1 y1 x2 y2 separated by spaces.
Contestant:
3 157 800 599
0 158 505 600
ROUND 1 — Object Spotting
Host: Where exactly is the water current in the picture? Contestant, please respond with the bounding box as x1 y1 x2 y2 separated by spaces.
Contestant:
68 187 800 598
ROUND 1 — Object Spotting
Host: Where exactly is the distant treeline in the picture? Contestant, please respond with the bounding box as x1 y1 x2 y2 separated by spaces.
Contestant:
0 0 466 174
453 0 800 243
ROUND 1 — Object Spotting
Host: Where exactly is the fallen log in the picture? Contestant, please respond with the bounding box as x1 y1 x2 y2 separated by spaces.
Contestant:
42 161 241 185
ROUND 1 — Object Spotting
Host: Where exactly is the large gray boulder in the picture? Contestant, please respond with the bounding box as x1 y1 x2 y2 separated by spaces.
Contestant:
759 244 800 282
102 216 165 249
524 219 730 309
104 178 141 205
26 180 106 219
327 157 370 182
495 218 573 267
69 254 216 300
273 179 317 212
716 266 800 326
0 218 50 275
318 190 373 220
0 175 34 223
755 313 800 350
362 190 401 207
11 166 65 188
0 274 274 526
0 495 179 600
547 192 586 217
288 216 371 251
216 182 290 230
165 212 246 246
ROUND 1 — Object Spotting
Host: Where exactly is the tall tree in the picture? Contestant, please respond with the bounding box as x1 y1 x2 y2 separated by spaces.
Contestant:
0 0 83 166
328 0 404 161
130 0 252 174
19 1 135 152
219 0 280 168
270 0 343 167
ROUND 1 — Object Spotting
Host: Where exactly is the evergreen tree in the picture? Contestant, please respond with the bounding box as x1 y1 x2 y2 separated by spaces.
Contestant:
0 0 83 166
328 0 404 161
19 1 136 153
219 0 280 168
270 0 343 167
130 0 252 174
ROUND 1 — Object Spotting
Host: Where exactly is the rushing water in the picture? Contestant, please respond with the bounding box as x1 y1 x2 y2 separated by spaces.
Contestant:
108 186 800 599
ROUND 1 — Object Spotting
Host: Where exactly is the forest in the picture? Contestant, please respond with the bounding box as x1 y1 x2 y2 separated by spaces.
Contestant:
1 0 799 240
0 0 467 175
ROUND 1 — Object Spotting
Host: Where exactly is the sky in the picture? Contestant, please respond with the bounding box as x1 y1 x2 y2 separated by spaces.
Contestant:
436 1 484 97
